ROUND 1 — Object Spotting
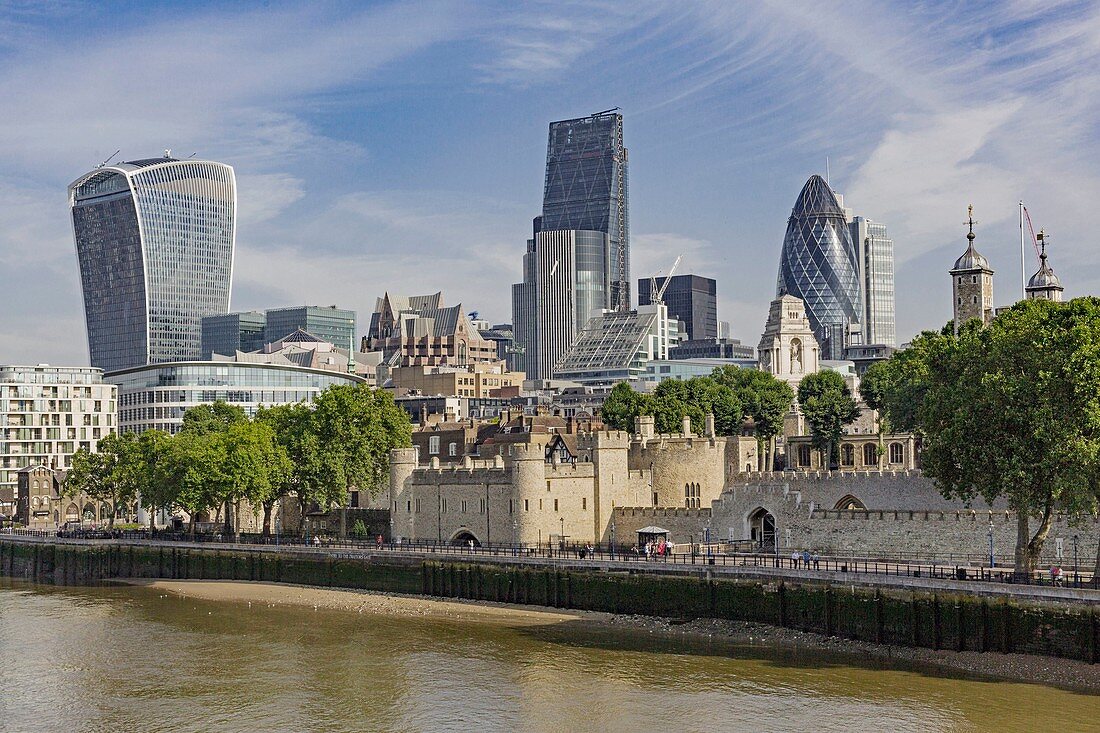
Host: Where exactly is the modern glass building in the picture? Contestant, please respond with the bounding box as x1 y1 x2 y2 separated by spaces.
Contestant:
0 365 116 506
201 311 267 357
513 228 611 380
638 274 717 341
108 361 364 434
540 110 629 310
776 175 862 360
850 217 896 347
69 156 236 372
264 305 357 349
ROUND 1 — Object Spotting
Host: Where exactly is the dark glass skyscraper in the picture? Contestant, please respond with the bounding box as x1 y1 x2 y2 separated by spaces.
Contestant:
540 110 629 310
70 156 236 372
776 175 862 360
638 274 717 341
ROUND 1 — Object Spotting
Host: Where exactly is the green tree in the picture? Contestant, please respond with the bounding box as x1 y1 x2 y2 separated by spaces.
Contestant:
310 384 412 511
860 327 959 434
919 298 1100 573
797 370 860 468
601 382 653 432
255 404 312 536
157 431 224 535
63 433 144 529
180 401 247 435
135 430 173 533
214 420 290 539
711 366 795 469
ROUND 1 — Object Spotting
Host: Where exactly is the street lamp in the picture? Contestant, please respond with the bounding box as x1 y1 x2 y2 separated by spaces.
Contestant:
610 518 616 560
704 519 712 562
512 518 517 557
389 515 395 549
988 519 995 570
275 514 280 548
1073 534 1079 586
560 517 565 550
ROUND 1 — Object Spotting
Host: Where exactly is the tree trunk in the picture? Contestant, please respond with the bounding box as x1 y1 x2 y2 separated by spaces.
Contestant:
188 512 196 536
232 499 242 542
1093 536 1100 588
223 499 233 536
149 506 156 535
1014 510 1030 575
262 502 273 537
1025 500 1055 573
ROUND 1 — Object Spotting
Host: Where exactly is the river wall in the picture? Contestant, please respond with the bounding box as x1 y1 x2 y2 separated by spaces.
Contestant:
1 538 1096 664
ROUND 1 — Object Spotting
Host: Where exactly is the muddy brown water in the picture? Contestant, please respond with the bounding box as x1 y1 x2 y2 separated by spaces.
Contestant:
0 579 1095 733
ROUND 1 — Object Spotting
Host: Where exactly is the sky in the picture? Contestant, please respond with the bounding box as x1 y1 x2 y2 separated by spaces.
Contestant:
2 0 1099 366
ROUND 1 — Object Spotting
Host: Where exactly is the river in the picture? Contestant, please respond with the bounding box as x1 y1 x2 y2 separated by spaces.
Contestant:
0 579 1095 733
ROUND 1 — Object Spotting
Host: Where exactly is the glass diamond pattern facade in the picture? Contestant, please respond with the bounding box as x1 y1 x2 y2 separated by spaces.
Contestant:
541 111 629 310
776 175 862 360
71 158 236 373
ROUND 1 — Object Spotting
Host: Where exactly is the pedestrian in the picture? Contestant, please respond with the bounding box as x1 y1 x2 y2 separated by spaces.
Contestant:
812 552 820 570
376 534 383 549
791 550 800 568
802 549 811 568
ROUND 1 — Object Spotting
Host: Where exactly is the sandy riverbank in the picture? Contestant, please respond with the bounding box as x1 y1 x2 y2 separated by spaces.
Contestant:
122 579 1100 694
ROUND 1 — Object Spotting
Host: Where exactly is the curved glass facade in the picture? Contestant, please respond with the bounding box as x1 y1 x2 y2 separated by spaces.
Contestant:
776 175 862 359
107 362 363 434
71 158 236 372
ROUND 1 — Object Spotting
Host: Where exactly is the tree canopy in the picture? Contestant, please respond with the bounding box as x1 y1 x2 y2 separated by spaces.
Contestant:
599 368 794 463
868 298 1100 573
796 370 860 465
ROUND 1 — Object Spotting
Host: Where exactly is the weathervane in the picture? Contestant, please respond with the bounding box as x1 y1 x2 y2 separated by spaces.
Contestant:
966 204 976 241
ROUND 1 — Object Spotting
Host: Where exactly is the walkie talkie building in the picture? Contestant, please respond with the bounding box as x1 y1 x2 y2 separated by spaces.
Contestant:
776 175 862 360
69 156 236 372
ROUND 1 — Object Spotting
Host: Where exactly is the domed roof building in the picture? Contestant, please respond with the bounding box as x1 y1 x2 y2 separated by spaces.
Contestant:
1025 232 1064 302
776 175 862 359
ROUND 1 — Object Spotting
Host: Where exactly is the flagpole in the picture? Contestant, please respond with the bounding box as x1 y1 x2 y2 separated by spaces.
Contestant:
1019 201 1026 299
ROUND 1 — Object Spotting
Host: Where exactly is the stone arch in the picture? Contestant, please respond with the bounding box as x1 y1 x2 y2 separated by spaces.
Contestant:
65 503 79 521
745 507 776 551
82 503 96 522
834 494 865 511
449 528 481 547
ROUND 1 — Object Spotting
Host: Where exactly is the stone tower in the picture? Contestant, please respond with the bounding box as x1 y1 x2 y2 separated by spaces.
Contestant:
1025 231 1064 302
758 293 820 389
950 205 994 335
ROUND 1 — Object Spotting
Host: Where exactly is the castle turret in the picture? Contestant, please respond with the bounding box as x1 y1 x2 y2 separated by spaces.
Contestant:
950 205 994 334
1025 230 1063 302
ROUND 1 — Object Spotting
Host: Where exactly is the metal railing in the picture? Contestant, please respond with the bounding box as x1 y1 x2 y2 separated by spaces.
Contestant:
3 527 1095 590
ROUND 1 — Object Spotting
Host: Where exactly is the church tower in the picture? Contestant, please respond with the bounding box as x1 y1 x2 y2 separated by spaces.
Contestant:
1025 230 1064 302
950 205 994 335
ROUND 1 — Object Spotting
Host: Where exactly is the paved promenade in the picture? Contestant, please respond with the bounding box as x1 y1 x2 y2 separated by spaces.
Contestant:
4 532 1097 606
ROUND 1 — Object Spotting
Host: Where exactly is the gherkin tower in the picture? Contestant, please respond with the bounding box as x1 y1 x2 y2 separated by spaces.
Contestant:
776 175 862 360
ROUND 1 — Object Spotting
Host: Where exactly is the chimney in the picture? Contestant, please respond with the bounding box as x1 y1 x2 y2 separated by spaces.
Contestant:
566 415 575 434
682 415 692 437
419 404 428 425
705 413 715 439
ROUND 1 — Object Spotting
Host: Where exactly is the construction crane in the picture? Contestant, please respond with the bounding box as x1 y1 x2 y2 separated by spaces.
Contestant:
648 254 683 305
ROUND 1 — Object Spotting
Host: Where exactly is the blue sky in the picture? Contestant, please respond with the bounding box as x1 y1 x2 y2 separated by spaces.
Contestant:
2 0 1099 365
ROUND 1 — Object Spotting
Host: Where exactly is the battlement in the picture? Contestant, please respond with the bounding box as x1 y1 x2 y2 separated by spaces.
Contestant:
408 464 511 485
613 506 713 519
732 468 923 484
576 430 632 451
543 462 595 477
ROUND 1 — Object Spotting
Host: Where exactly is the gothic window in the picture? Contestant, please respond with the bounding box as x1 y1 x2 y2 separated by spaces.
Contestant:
863 443 878 466
889 442 904 464
835 494 865 510
841 444 854 466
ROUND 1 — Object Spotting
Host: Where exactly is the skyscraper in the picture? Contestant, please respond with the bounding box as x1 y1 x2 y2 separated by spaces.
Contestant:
638 274 717 341
201 311 267 358
264 305 357 350
776 175 862 360
849 217 896 347
70 155 236 372
513 228 611 380
540 110 629 310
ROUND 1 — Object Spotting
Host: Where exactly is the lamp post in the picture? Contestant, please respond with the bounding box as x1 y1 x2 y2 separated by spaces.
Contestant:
1073 534 1079 587
610 518 616 560
389 515 395 549
275 515 280 548
988 519 995 570
560 517 565 551
704 519 712 562
512 518 517 557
